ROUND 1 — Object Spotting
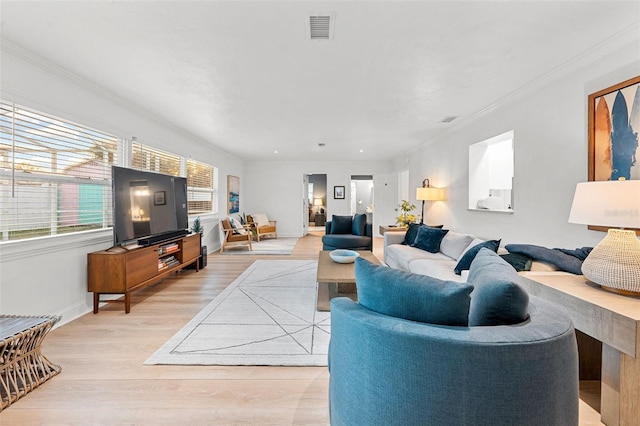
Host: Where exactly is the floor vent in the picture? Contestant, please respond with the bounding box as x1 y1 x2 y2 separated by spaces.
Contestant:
307 13 335 40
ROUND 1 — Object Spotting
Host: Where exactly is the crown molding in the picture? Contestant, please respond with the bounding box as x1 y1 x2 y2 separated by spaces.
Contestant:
0 38 240 161
421 22 640 148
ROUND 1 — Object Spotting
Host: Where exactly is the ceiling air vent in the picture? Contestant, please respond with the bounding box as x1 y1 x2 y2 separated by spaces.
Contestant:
439 115 458 123
307 12 335 40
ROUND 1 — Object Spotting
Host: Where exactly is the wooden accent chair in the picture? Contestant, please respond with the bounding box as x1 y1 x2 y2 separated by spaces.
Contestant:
220 218 252 253
247 214 277 242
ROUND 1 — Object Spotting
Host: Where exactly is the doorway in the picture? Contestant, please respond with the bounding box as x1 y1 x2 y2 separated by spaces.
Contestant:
350 175 373 223
307 174 327 231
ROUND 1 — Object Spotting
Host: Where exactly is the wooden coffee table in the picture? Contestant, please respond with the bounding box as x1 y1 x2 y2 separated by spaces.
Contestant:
316 250 381 311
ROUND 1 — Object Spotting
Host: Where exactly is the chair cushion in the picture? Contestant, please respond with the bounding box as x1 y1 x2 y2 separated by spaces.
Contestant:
454 239 500 275
354 257 473 326
467 248 529 326
221 218 232 230
412 226 449 253
330 215 353 234
352 213 367 236
322 234 371 250
251 213 270 228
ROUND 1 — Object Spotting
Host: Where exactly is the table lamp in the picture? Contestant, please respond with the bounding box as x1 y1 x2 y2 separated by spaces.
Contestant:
568 180 640 295
313 198 324 214
416 179 445 225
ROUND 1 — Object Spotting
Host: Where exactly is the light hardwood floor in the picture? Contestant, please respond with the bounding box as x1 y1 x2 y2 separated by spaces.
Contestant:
3 232 603 425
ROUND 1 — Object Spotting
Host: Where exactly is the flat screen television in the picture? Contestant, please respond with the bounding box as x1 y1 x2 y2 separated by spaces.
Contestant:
112 166 189 246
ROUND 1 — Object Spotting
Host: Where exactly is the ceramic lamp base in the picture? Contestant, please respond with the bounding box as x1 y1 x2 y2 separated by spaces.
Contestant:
582 229 640 295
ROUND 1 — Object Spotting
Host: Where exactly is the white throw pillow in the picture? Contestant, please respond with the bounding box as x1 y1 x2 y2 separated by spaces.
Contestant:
229 217 247 235
252 213 270 228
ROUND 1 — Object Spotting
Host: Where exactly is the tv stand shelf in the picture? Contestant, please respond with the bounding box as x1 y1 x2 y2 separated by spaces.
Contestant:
88 233 201 313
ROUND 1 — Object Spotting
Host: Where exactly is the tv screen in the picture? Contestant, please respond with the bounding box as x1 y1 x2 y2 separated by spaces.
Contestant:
112 166 188 246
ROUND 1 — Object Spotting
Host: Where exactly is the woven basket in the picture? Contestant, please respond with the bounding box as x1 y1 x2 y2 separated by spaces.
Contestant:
582 229 640 294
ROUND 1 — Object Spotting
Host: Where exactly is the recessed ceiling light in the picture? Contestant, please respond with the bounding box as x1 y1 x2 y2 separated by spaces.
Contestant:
359 149 364 153
274 150 279 154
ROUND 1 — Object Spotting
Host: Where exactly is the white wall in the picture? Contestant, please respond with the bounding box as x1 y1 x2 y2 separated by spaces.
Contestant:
242 160 393 238
397 41 640 249
0 46 243 323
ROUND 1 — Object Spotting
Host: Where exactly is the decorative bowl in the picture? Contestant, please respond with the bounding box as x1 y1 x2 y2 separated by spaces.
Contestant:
329 249 360 264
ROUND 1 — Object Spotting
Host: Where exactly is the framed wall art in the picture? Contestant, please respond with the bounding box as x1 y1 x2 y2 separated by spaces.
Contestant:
588 75 640 182
227 175 239 214
334 186 345 199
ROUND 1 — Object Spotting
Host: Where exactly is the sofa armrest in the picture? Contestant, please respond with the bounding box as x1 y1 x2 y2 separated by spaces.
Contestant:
384 230 406 248
325 221 332 234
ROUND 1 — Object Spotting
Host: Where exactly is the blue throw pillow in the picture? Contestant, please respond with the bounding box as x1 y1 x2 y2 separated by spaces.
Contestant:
354 257 473 326
401 224 443 245
351 213 367 236
330 215 353 234
467 248 529 326
412 226 449 253
454 239 501 275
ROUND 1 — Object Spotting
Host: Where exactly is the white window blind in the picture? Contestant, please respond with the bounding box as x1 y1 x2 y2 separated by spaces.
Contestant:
186 158 216 214
0 102 117 241
131 141 181 176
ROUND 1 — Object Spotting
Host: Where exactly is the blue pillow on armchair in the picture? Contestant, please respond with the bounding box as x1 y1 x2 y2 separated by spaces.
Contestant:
330 215 353 234
354 257 473 326
352 213 367 236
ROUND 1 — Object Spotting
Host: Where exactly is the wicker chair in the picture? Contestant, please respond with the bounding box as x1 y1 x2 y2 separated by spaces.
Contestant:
247 214 277 242
220 218 252 253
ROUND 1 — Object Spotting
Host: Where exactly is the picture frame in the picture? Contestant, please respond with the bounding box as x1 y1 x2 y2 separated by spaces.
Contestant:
227 175 240 214
153 191 166 206
587 75 640 233
588 75 640 182
334 185 345 199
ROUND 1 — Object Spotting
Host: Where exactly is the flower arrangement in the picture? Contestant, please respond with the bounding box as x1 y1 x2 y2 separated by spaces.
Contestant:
395 200 418 228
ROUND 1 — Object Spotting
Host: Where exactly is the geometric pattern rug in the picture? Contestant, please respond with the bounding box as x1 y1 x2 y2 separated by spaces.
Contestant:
144 259 330 366
220 237 299 255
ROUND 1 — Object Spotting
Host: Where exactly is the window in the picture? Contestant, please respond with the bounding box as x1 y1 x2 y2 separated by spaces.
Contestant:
1 101 219 242
0 102 117 241
186 158 216 215
468 130 514 212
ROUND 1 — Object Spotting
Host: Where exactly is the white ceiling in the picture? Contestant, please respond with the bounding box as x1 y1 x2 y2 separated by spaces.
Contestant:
1 1 639 161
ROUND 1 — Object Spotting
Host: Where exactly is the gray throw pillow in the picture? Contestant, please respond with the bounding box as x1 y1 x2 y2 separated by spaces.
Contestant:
467 248 529 326
355 257 473 326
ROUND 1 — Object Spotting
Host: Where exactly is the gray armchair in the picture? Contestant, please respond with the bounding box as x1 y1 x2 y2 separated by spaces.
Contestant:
322 214 372 251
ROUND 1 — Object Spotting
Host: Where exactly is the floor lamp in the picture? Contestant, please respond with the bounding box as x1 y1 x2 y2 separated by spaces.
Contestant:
568 179 640 295
416 179 445 225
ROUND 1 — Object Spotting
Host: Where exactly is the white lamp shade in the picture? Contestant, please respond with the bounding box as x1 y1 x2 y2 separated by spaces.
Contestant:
416 187 445 201
568 180 640 228
313 198 323 206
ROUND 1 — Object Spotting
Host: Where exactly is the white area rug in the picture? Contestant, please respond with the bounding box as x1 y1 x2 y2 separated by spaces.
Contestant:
144 259 330 366
221 237 298 255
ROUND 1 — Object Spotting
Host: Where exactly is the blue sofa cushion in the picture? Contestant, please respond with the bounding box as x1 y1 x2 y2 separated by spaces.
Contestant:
330 215 352 234
401 224 443 245
412 226 449 253
323 234 372 250
354 257 473 326
467 248 530 326
351 213 367 236
454 239 501 275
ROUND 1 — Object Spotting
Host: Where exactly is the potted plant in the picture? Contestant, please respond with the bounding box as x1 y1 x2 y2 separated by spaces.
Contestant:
191 216 203 234
395 200 418 228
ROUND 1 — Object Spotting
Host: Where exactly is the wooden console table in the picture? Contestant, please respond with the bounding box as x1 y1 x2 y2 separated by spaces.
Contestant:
520 273 640 426
0 315 61 411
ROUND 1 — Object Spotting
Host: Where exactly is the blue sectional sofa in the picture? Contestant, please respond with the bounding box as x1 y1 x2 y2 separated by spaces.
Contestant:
328 249 579 426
